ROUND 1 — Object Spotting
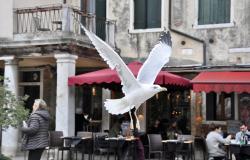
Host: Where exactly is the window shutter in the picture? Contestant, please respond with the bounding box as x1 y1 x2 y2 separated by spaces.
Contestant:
199 0 230 25
198 0 211 25
134 0 146 29
206 92 217 120
221 0 230 23
147 0 161 28
213 0 230 24
96 0 106 40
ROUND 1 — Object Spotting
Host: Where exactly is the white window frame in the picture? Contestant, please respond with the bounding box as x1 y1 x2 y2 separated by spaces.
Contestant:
193 0 235 29
129 0 166 33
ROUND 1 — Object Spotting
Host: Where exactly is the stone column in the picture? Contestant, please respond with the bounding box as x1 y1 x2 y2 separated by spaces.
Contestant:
0 56 19 157
54 53 78 136
102 88 111 132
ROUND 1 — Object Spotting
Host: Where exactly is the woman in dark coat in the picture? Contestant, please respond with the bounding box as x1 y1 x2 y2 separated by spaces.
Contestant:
21 99 50 160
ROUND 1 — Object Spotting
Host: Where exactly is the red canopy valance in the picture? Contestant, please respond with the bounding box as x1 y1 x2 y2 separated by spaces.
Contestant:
191 71 250 93
68 61 191 87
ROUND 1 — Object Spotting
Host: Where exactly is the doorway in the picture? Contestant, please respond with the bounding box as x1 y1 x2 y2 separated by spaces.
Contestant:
19 70 42 112
21 85 40 112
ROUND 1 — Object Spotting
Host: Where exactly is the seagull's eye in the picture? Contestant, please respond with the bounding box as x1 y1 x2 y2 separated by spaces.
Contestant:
153 86 158 89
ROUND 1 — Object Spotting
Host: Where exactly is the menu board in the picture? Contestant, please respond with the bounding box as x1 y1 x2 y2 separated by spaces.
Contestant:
227 120 241 135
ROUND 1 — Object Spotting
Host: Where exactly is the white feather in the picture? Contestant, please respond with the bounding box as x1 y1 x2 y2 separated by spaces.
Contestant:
137 42 172 84
78 22 172 130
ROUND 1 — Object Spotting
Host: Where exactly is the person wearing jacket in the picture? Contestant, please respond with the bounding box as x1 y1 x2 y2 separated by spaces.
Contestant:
21 99 50 160
206 124 231 160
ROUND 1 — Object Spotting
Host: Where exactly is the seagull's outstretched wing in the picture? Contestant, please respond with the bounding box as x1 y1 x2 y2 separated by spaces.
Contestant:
80 24 140 94
137 31 172 85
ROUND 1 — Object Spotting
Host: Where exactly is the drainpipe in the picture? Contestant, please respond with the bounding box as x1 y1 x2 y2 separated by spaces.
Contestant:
169 0 206 66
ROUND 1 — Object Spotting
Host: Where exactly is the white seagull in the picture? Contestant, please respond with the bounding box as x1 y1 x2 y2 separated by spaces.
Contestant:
80 24 172 130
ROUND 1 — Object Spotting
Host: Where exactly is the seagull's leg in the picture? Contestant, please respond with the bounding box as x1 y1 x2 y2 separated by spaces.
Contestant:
134 108 140 130
128 110 134 130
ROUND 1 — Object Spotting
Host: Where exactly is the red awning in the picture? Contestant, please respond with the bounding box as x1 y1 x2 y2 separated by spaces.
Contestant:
68 61 191 87
191 71 250 93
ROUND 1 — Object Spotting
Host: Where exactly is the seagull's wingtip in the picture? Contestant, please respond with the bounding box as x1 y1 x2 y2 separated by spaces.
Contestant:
159 31 172 47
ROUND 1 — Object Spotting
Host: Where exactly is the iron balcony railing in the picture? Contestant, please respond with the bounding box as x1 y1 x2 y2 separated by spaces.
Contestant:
14 5 116 46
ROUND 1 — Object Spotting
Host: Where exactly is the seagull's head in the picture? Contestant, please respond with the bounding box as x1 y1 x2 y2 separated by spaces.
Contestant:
152 85 167 93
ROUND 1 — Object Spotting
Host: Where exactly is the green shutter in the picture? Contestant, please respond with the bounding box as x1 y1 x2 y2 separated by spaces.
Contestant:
198 0 211 25
147 0 161 28
198 0 230 25
134 0 146 29
96 0 106 40
223 0 230 23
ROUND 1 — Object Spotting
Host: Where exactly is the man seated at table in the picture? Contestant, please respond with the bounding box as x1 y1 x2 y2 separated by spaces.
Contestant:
206 124 231 160
109 118 122 137
234 122 250 160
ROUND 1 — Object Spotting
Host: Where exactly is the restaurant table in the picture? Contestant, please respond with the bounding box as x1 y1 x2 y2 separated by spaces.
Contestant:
61 136 92 160
162 139 194 160
227 143 250 160
105 137 138 160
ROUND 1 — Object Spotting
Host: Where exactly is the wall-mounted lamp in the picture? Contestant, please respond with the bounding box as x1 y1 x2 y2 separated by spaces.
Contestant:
138 114 144 120
92 87 96 96
156 93 159 99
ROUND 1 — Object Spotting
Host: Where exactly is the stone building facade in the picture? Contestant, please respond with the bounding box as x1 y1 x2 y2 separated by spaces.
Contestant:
0 0 250 157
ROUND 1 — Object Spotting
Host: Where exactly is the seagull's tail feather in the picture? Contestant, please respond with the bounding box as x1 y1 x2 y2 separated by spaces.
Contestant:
104 99 132 115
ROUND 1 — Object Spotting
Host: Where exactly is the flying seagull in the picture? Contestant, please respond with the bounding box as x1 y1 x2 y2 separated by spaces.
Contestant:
79 24 172 130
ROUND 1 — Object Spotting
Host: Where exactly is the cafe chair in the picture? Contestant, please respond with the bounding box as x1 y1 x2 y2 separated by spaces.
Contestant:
47 131 71 160
94 134 115 160
71 131 93 160
147 134 163 160
93 132 109 156
194 136 209 160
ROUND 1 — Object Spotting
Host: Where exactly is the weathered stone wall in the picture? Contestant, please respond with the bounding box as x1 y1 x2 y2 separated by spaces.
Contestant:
14 0 62 8
0 0 13 39
107 0 250 66
173 0 250 65
107 0 203 66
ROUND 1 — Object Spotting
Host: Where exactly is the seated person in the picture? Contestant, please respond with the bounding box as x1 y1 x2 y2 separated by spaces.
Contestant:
234 123 250 160
166 121 182 139
109 119 122 137
235 122 250 143
206 124 231 160
121 120 131 137
148 119 164 134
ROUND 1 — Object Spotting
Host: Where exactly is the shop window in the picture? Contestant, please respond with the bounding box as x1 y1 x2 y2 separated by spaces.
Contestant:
206 92 234 121
20 71 40 82
134 0 161 29
75 85 103 132
238 93 250 127
75 85 102 121
198 0 230 25
147 90 191 136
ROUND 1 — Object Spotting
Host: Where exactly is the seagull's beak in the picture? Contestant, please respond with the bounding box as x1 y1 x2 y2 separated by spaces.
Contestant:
161 87 167 91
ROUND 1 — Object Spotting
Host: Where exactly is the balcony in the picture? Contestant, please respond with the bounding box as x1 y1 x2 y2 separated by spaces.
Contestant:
13 4 116 47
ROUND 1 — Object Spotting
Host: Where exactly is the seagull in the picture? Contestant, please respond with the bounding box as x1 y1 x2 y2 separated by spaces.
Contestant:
79 23 172 130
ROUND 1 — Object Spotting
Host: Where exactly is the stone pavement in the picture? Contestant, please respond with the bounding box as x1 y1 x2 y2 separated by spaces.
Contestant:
13 150 118 160
12 150 236 160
